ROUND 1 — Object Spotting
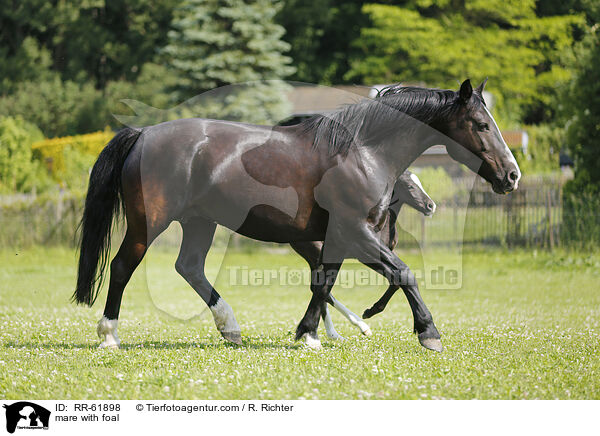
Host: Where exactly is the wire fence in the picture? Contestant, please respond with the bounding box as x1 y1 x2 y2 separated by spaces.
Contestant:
396 174 566 249
0 174 577 250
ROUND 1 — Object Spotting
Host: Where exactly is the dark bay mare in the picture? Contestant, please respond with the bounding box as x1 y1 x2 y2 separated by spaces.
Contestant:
74 79 520 352
294 170 436 341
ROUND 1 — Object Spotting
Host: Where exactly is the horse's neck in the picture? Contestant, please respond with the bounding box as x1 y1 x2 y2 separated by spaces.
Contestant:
376 131 435 180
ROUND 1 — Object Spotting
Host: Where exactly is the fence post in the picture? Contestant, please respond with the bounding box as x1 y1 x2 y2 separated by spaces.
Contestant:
547 189 554 250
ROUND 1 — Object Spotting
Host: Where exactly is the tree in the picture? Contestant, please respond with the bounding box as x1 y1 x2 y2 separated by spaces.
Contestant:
560 25 600 246
162 0 295 124
276 0 367 85
0 0 180 92
345 1 584 125
563 28 600 194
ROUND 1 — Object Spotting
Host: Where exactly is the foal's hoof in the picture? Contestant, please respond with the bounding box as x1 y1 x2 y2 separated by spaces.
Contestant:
326 331 345 341
302 332 322 349
98 341 120 349
220 330 243 345
418 337 444 352
361 327 372 337
362 306 381 320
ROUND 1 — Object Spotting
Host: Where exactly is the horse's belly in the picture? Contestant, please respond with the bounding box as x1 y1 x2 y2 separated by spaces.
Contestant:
233 204 328 243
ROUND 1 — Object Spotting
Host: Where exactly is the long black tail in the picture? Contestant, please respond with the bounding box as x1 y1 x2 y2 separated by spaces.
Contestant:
73 127 142 306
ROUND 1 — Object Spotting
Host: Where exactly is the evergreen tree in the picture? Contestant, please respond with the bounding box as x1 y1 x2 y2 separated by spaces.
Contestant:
163 0 295 124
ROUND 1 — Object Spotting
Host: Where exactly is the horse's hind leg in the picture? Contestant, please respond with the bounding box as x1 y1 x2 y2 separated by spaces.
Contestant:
175 217 242 345
98 222 150 349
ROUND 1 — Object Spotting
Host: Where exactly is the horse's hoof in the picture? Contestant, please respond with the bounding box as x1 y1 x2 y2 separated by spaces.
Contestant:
220 331 243 345
302 332 322 349
419 337 443 352
98 341 120 349
326 332 345 341
361 327 372 337
362 307 380 319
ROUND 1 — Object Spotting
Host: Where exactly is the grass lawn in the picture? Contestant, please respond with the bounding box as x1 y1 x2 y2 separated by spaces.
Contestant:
0 245 599 399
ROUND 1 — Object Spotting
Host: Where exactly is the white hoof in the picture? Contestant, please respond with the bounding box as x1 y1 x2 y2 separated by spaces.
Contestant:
210 298 241 342
357 320 372 336
97 316 120 349
303 332 322 349
99 340 120 349
326 331 345 341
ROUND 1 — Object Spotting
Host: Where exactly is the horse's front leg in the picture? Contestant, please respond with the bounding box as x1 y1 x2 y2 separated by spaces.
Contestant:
353 225 442 352
366 252 442 352
290 241 371 339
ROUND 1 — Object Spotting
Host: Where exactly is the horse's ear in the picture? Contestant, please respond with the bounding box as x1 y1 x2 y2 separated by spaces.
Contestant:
475 77 488 95
459 79 472 104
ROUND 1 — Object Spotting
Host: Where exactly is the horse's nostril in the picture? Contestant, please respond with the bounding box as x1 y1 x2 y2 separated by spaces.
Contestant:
427 202 433 210
509 170 519 182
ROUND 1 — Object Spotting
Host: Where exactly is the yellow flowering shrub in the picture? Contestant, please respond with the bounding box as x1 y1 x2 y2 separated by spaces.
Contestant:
31 129 113 185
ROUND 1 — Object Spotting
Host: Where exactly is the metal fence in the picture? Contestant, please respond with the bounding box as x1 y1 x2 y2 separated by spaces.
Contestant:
0 175 570 249
395 174 566 249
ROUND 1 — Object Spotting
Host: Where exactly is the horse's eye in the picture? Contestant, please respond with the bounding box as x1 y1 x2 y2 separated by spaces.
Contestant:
478 123 489 131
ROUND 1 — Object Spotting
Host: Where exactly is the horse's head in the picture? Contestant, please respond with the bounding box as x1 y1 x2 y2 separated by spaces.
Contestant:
394 171 436 216
444 79 521 194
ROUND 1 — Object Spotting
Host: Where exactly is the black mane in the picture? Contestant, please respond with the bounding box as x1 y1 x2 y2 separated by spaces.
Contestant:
300 84 477 156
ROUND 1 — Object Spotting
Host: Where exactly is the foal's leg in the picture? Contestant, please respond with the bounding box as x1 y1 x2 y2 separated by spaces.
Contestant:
362 284 399 319
329 296 372 336
315 223 441 352
290 241 371 339
175 217 242 345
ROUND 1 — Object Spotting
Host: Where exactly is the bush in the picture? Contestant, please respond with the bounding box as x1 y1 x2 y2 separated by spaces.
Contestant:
0 76 103 137
31 130 115 191
0 64 176 138
513 125 562 175
0 116 52 193
562 186 600 248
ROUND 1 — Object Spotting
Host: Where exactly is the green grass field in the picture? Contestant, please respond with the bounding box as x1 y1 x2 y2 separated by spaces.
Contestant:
1 245 599 399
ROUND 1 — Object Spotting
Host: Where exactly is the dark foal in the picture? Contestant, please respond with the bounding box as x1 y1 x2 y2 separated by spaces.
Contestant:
290 170 435 342
75 79 520 352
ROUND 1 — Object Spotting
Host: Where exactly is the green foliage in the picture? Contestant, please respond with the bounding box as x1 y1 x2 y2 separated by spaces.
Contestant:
560 27 600 248
414 167 457 203
163 0 295 124
513 125 562 174
0 0 181 91
0 76 103 138
562 190 600 249
562 29 600 195
276 0 367 84
0 37 54 94
0 64 180 138
0 116 51 193
346 2 584 125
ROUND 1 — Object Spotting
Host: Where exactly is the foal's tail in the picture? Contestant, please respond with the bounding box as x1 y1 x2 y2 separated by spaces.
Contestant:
73 127 142 306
